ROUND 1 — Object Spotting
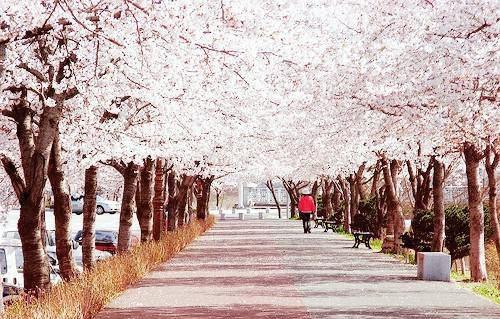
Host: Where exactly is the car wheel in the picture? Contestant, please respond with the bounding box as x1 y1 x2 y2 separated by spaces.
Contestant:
96 206 105 215
74 210 83 215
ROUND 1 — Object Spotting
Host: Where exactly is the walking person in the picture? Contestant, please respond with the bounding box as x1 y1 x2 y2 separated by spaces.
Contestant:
298 190 316 233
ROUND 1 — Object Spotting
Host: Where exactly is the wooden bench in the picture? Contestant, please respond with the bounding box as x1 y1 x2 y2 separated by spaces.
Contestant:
352 231 374 249
314 217 325 228
324 221 340 232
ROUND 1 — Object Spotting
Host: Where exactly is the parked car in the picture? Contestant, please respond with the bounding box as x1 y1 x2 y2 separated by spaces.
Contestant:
74 230 118 255
1 230 111 267
74 230 139 255
2 283 23 306
1 229 55 246
0 239 61 288
71 195 120 215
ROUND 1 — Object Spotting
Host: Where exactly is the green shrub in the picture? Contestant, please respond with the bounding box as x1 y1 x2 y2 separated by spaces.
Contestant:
358 196 383 236
444 205 492 261
316 195 324 217
412 209 433 251
406 205 492 261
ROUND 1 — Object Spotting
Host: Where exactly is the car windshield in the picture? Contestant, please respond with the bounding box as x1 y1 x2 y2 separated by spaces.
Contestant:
0 248 7 274
95 231 117 243
96 195 107 202
2 231 20 240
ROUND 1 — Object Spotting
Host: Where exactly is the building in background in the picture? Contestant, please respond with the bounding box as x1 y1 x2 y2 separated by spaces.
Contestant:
238 182 289 208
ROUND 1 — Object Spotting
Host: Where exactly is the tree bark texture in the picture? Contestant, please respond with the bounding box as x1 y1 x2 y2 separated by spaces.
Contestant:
485 141 500 263
1 104 63 292
431 157 445 252
355 163 366 201
196 177 213 220
463 142 488 282
348 174 358 220
322 178 334 218
311 180 319 205
376 185 387 238
82 166 97 270
115 162 140 254
48 130 77 280
338 176 351 233
407 159 433 211
176 175 196 227
370 161 381 198
187 186 195 223
166 171 178 231
332 183 341 212
381 157 404 253
152 158 166 241
136 158 154 242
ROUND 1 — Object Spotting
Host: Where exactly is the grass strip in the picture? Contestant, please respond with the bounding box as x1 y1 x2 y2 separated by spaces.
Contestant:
3 216 215 319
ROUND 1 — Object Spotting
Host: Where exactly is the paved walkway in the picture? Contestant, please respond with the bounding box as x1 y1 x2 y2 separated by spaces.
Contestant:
97 219 499 319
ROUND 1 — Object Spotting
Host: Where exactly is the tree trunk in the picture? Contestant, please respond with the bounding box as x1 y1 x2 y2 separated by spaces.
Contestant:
381 157 404 253
431 158 445 252
16 106 62 292
152 158 165 241
177 175 195 227
166 171 178 231
407 159 433 212
348 174 358 220
376 185 387 238
177 192 188 227
322 178 334 218
332 183 341 212
266 180 282 218
197 177 213 220
48 130 77 280
464 142 488 282
311 181 319 205
338 176 351 232
370 161 381 198
215 188 221 209
82 166 97 271
355 163 366 201
137 158 154 242
117 162 140 253
485 142 500 262
281 180 306 219
187 186 195 223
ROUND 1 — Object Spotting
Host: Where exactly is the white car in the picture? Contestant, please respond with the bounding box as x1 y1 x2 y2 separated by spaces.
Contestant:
0 238 61 288
71 195 120 215
1 230 112 267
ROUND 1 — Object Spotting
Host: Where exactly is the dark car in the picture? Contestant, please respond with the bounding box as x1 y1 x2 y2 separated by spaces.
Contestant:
3 283 23 306
74 230 118 255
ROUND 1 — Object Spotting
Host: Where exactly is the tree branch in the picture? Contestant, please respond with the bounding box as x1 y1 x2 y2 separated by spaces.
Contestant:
0 155 26 201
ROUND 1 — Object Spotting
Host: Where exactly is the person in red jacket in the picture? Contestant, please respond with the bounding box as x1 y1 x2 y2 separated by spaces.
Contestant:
298 190 316 233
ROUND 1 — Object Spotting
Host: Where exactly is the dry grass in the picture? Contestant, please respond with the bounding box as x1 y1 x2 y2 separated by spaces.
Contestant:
2 216 215 319
485 240 499 287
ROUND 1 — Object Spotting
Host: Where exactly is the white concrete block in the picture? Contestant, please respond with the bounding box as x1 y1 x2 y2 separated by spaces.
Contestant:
417 252 451 282
239 212 245 220
258 211 264 219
